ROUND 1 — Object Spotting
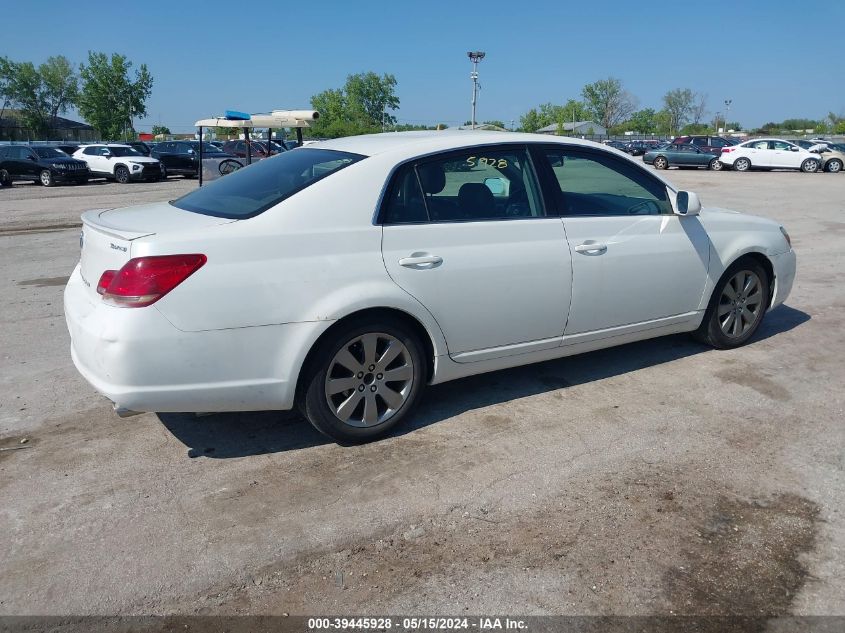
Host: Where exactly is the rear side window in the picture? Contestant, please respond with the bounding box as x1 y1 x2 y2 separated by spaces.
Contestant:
382 146 543 223
171 148 364 219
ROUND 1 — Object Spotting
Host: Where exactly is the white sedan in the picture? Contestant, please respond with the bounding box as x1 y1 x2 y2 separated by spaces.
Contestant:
64 131 796 443
718 138 821 172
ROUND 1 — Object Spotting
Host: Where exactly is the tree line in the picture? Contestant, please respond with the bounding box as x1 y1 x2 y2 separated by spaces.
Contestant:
518 76 845 136
0 52 153 140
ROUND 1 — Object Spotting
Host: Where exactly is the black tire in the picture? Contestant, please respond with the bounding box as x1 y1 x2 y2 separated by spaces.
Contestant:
39 169 54 187
160 165 168 179
114 166 130 184
693 257 771 349
299 316 427 444
653 156 668 170
733 157 751 172
709 158 723 171
0 169 11 187
801 159 819 173
824 159 842 173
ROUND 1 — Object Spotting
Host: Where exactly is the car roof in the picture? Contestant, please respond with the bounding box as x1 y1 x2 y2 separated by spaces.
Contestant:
313 130 621 159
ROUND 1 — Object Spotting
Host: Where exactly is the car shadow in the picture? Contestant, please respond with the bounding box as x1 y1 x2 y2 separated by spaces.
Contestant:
157 304 809 458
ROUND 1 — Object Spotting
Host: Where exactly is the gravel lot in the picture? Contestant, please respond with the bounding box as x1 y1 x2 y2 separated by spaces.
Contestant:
0 168 842 619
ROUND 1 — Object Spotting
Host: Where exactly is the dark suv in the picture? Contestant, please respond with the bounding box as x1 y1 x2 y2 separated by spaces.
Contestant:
671 135 736 154
0 145 90 186
151 141 238 178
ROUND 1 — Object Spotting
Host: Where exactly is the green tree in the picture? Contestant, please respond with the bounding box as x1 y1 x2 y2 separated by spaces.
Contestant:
680 122 710 135
0 57 14 123
624 108 658 133
78 52 153 140
662 88 695 135
725 121 742 132
518 100 588 133
310 72 399 138
5 61 50 136
151 124 171 136
39 55 78 129
581 77 636 129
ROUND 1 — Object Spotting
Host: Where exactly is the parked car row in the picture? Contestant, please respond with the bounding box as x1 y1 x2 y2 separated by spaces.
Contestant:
0 137 290 187
640 135 844 174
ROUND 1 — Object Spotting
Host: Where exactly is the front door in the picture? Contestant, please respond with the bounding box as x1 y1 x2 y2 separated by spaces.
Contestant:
380 145 572 361
770 140 801 168
535 145 710 338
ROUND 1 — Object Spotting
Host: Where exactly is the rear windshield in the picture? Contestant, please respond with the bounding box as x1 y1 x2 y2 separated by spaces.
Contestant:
170 148 364 219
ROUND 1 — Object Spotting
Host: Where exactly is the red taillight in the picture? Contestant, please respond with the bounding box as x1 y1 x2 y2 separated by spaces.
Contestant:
97 269 117 295
100 254 207 308
721 147 734 153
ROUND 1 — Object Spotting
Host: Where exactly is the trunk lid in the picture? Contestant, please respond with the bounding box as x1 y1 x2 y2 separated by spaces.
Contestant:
79 201 234 301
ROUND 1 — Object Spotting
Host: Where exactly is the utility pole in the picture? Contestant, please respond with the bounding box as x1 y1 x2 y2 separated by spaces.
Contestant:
467 51 485 129
724 99 732 133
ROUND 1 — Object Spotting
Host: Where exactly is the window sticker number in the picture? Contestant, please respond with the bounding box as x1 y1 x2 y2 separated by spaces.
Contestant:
466 156 508 169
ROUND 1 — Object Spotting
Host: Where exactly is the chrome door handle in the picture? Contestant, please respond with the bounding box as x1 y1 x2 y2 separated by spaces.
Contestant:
574 242 607 255
399 254 443 267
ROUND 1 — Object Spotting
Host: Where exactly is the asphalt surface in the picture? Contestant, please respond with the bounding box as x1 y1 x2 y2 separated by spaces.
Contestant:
0 168 842 619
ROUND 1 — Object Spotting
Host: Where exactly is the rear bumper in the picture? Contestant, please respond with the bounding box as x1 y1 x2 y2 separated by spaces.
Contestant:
770 249 796 310
64 264 330 413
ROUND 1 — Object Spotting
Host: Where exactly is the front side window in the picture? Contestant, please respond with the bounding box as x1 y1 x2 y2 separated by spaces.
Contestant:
383 146 543 224
542 147 671 216
171 148 364 219
83 146 99 156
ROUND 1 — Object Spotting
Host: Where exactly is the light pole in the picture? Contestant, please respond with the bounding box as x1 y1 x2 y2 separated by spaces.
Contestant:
467 51 485 129
724 99 732 133
715 111 722 134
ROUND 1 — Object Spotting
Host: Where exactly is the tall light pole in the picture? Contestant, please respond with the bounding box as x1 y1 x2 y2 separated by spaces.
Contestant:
467 51 485 129
724 99 732 132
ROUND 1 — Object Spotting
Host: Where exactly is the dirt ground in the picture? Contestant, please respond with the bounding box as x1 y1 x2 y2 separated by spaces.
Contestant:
0 166 842 621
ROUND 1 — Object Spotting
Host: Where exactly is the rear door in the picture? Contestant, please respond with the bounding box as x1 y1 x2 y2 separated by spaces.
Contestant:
536 145 710 338
380 144 572 362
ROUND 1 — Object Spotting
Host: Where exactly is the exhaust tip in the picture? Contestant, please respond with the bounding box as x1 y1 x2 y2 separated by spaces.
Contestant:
113 405 143 418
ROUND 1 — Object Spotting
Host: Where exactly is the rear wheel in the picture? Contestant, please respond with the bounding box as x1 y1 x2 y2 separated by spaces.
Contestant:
160 165 168 179
0 169 11 187
709 158 723 171
300 317 427 444
694 258 770 349
801 159 819 173
39 169 54 187
733 157 751 172
114 166 130 184
823 159 841 173
653 156 668 170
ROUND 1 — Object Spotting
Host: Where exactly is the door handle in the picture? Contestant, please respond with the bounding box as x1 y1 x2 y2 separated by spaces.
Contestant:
574 242 607 255
399 254 443 267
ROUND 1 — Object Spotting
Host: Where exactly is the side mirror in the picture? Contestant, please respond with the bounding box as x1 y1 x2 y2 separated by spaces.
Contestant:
676 191 701 216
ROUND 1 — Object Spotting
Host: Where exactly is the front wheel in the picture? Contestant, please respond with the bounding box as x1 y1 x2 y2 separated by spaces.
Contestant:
823 159 841 173
709 158 723 171
653 156 668 170
801 159 819 173
300 318 427 444
39 169 54 187
0 169 11 187
694 258 770 349
114 166 130 184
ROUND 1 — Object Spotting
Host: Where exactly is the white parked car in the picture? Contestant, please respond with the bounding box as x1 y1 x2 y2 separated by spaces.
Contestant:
718 138 821 172
73 143 164 183
64 132 796 443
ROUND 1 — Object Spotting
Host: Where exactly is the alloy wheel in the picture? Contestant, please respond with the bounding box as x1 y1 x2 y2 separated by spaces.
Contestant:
826 160 841 173
735 158 750 171
717 270 764 338
324 332 415 427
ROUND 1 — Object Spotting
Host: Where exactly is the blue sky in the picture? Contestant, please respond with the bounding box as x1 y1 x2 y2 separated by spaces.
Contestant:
3 0 843 132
